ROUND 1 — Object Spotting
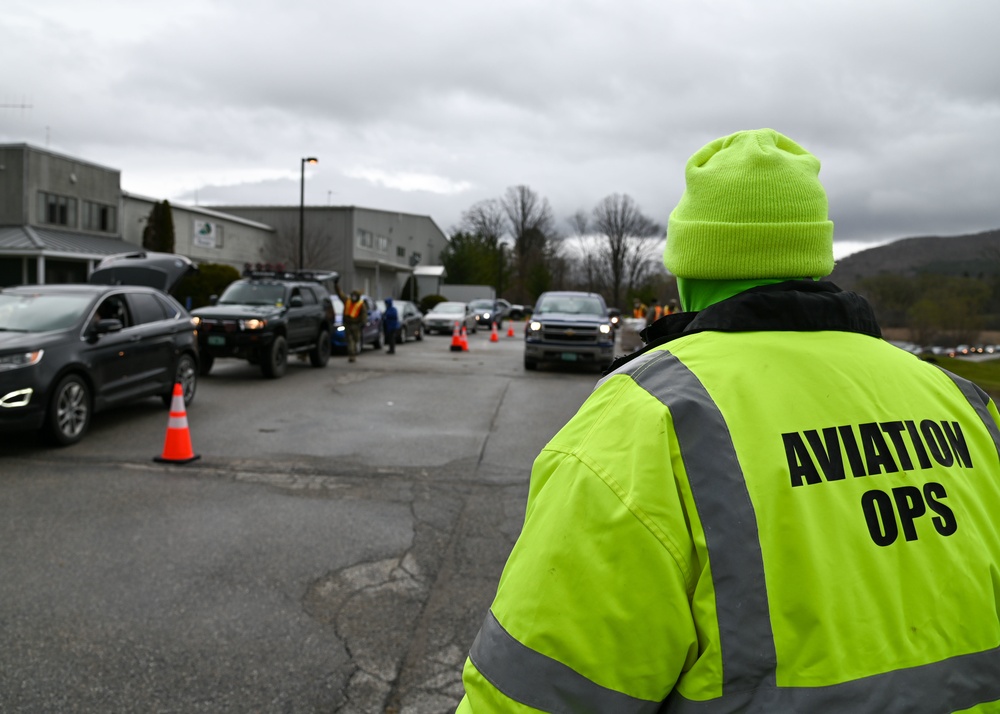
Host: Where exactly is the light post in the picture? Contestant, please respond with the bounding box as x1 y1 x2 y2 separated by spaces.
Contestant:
299 157 318 269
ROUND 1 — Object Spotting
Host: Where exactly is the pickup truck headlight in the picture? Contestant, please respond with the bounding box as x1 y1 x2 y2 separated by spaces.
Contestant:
528 321 542 333
599 323 612 335
0 350 44 371
240 318 267 330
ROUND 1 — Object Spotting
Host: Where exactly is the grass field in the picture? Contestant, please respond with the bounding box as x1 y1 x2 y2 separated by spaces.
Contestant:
923 356 1000 399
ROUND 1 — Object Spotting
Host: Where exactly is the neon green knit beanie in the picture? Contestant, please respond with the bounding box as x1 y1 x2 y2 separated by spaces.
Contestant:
664 128 834 280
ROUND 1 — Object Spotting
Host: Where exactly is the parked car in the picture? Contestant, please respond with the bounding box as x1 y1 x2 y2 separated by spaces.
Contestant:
422 301 478 335
0 252 199 446
524 291 615 372
508 303 531 320
331 294 383 352
191 269 335 378
376 299 423 343
469 298 511 328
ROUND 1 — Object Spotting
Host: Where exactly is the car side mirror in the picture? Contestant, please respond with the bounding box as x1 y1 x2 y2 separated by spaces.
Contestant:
90 318 123 337
209 294 219 306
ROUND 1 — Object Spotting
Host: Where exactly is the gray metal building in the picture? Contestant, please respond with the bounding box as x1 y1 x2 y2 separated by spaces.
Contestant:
213 205 449 299
0 143 133 285
0 144 450 296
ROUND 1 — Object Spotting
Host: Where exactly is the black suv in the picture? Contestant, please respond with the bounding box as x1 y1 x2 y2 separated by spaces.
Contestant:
191 269 335 378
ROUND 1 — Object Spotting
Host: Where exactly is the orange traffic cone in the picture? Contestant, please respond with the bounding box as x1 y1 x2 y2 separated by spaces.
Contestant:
507 321 516 338
459 325 470 351
490 322 499 342
450 321 463 352
154 383 199 464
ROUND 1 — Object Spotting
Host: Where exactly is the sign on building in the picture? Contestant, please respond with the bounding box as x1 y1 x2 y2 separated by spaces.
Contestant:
193 220 222 248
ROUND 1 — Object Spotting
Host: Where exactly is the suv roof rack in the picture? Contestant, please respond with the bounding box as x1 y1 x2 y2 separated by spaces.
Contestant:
242 266 339 283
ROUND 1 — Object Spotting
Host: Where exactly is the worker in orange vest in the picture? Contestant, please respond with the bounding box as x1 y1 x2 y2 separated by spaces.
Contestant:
335 278 368 362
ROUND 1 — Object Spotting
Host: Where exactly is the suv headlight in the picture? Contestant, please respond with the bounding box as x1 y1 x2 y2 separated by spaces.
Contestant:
528 321 542 332
0 349 44 371
599 323 612 335
240 318 267 330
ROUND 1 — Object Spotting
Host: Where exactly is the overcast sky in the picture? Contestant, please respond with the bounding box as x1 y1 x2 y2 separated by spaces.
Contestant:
4 0 999 260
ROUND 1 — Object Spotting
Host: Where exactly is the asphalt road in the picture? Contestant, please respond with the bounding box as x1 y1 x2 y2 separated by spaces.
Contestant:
0 326 610 713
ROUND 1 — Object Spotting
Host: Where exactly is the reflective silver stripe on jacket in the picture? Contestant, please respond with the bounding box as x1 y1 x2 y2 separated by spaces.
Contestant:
940 369 1000 457
469 611 663 714
471 349 1000 712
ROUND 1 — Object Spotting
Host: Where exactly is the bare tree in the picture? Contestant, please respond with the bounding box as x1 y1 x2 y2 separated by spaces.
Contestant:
460 199 507 247
501 185 557 303
591 194 662 308
267 214 338 270
567 210 604 295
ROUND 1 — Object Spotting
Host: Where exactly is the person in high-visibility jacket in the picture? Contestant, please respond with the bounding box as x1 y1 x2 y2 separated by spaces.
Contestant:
457 128 1000 712
334 278 368 363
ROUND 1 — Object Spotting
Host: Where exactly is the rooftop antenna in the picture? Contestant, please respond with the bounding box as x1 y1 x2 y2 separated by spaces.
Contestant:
0 96 32 113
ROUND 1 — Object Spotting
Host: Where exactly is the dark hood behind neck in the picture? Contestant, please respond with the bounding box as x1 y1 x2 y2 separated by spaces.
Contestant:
606 280 881 375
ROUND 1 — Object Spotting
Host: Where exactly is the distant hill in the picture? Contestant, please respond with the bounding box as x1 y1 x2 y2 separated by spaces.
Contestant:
830 228 1000 291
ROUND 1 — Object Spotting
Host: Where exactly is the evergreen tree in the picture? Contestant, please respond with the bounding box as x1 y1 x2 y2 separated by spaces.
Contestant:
142 200 175 253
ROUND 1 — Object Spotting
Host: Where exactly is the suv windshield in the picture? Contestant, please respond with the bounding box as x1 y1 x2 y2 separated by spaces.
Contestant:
535 296 606 316
0 293 92 332
218 282 287 306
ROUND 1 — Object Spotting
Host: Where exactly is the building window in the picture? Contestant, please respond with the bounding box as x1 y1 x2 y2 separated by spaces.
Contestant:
357 229 374 249
377 235 389 253
82 200 117 233
37 191 78 227
396 246 406 258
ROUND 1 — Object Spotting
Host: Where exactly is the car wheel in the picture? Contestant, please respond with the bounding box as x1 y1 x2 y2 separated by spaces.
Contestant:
199 353 214 376
45 373 91 446
524 358 538 371
399 326 407 344
415 327 422 341
162 353 198 407
261 335 288 379
310 329 331 367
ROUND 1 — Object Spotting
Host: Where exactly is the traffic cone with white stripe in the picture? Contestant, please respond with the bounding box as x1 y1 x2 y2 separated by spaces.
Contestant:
450 321 463 352
154 383 199 464
490 322 499 342
459 325 470 351
506 321 516 338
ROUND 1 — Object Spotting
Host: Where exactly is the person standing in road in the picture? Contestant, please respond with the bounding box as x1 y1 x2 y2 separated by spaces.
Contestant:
457 128 1000 711
334 279 367 363
382 297 399 354
646 297 663 326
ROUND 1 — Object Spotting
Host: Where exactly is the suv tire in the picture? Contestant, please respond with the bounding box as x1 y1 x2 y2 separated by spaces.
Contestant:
261 335 288 379
45 373 91 446
310 329 331 367
199 353 214 376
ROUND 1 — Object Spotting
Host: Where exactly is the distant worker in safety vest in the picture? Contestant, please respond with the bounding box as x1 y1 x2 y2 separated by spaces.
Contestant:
632 298 646 319
457 128 1000 711
334 277 368 363
646 297 663 326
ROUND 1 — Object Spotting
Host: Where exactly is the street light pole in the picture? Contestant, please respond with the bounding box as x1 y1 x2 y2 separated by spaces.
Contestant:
299 157 318 270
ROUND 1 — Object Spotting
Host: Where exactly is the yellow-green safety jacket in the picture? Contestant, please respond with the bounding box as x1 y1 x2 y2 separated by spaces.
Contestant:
458 280 1000 713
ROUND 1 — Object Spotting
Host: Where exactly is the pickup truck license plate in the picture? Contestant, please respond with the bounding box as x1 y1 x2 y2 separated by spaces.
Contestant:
561 352 578 362
208 335 226 346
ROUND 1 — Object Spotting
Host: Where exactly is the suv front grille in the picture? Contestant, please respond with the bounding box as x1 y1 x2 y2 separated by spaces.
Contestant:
541 324 600 343
200 319 241 333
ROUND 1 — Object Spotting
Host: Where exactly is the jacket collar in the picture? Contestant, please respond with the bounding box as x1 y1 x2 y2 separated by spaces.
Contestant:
606 280 882 375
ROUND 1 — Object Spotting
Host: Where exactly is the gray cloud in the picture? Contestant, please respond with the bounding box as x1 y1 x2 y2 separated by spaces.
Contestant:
4 0 999 250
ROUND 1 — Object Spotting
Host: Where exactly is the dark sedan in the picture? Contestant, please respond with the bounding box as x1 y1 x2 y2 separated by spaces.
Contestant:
0 283 199 445
377 299 423 343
